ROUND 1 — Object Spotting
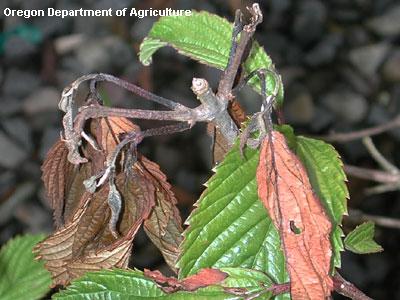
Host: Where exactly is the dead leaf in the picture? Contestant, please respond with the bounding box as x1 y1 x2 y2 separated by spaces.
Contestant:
141 156 183 272
256 131 333 300
37 117 183 285
144 268 227 293
41 140 77 227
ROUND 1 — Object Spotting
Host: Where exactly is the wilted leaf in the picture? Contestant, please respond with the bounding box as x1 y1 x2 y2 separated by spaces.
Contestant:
0 234 51 300
257 131 333 300
41 140 76 227
139 11 284 106
344 222 383 254
177 142 289 299
145 268 227 292
53 267 274 299
142 156 183 272
38 117 182 285
277 125 349 271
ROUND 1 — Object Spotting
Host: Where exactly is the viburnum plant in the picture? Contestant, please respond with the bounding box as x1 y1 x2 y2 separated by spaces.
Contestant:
0 3 383 300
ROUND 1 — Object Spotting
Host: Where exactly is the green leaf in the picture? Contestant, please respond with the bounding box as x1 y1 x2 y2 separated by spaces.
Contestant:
53 267 274 299
294 136 348 271
344 222 383 254
0 234 51 300
139 11 284 106
177 143 289 300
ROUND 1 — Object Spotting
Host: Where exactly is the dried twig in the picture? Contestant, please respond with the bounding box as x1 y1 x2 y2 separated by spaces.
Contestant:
349 209 400 230
344 165 400 184
362 137 399 174
320 115 400 143
333 273 373 300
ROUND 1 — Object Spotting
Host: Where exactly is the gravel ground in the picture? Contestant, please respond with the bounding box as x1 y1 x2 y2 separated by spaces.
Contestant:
1 0 400 298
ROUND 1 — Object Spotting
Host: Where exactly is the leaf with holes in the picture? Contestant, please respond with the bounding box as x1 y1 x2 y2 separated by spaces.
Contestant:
177 142 289 300
0 234 51 300
344 222 383 254
53 267 274 299
139 11 284 106
277 125 348 271
257 131 333 300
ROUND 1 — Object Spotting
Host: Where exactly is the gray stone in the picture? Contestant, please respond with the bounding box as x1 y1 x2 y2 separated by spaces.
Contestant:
310 107 334 131
382 49 400 83
22 87 59 115
367 5 400 37
3 69 41 98
285 86 315 125
0 182 35 226
40 127 61 160
321 89 368 124
305 33 343 66
0 98 23 116
75 37 121 73
349 43 389 77
292 0 327 45
0 131 28 169
1 117 32 151
4 36 37 61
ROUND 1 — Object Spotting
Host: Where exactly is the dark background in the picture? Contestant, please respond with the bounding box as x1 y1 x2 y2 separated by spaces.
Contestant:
1 0 399 299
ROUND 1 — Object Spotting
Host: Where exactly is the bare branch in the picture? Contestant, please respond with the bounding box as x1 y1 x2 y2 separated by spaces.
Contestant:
217 3 262 101
333 273 373 300
320 115 400 143
344 165 400 184
362 137 399 174
349 209 400 230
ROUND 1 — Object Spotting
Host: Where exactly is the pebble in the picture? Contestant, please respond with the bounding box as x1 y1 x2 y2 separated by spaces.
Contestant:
0 98 23 116
348 43 389 77
367 5 400 37
0 131 28 169
382 49 400 83
292 0 327 45
40 127 61 161
4 36 37 62
75 37 133 73
1 117 33 152
284 85 315 125
3 69 41 98
22 87 60 115
305 32 343 66
321 88 368 124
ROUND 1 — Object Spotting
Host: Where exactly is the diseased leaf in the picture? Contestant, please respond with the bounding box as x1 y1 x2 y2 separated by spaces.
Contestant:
139 11 284 105
257 131 333 300
53 267 274 299
144 268 227 292
142 156 183 272
344 222 383 254
41 140 75 227
0 234 51 300
177 142 289 300
37 117 182 286
295 136 348 271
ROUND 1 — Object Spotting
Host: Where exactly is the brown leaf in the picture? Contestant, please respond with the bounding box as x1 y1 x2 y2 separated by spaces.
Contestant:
38 116 183 286
256 131 333 300
141 156 183 273
35 169 156 286
144 268 227 293
41 140 76 227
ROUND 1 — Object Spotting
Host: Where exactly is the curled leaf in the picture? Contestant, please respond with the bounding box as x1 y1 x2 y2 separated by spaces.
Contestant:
257 131 333 300
144 268 227 293
38 117 183 285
